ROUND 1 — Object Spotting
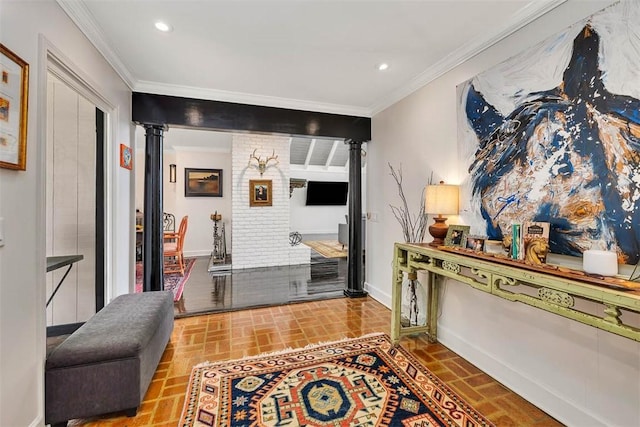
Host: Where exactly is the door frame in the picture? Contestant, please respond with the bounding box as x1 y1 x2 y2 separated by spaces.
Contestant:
37 36 118 319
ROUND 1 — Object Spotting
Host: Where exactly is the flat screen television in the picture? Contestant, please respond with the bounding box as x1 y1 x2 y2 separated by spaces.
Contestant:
305 181 348 206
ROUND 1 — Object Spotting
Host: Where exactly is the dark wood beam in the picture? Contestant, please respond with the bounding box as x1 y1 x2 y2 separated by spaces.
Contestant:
132 92 371 141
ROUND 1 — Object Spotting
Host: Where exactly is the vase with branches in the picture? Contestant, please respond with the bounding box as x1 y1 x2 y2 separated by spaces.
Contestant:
389 163 432 326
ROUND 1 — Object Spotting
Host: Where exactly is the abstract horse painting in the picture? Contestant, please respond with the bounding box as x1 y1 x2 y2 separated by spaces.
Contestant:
458 1 640 264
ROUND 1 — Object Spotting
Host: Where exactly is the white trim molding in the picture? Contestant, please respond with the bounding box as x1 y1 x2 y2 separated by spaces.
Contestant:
57 0 566 117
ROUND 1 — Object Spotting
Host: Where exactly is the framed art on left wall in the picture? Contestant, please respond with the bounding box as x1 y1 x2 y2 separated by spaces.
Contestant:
0 43 29 171
120 144 133 170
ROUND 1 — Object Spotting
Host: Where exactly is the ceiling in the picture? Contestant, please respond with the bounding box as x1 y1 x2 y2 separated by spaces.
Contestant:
71 0 564 171
58 0 565 118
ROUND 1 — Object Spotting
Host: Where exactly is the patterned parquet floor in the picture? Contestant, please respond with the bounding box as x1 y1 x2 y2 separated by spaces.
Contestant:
68 297 563 426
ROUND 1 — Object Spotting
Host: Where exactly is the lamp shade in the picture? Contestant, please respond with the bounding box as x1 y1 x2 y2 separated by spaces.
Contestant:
425 182 459 215
169 164 177 183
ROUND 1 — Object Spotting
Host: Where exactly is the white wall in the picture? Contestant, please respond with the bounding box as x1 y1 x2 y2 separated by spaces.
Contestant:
0 1 133 425
232 133 291 269
289 169 349 235
135 126 233 257
173 148 232 257
367 1 640 425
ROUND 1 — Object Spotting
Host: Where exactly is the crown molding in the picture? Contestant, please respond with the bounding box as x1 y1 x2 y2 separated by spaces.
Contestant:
56 0 136 89
134 80 371 117
368 0 567 116
171 145 231 153
57 0 565 119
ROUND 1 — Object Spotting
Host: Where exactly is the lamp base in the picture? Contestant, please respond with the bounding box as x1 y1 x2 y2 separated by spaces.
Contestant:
428 216 449 247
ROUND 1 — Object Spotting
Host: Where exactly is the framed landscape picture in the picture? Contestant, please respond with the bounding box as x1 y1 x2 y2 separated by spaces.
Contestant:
184 168 222 197
249 179 272 207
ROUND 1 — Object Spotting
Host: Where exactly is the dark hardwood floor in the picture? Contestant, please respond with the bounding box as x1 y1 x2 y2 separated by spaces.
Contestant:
174 249 347 317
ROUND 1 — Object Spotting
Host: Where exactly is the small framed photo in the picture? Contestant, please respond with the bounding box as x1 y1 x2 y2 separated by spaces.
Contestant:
119 144 132 170
485 239 507 255
466 236 486 252
0 43 29 171
185 168 223 197
250 179 272 207
444 225 470 247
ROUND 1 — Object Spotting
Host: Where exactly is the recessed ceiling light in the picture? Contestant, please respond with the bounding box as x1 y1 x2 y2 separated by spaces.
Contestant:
154 21 173 32
378 63 389 71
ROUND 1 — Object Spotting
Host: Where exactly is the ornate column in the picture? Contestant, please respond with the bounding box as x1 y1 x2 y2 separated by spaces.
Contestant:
142 124 165 292
345 140 367 298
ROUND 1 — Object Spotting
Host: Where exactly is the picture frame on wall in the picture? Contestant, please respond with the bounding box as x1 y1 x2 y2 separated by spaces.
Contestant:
444 225 470 247
0 43 29 171
249 179 272 207
119 144 132 170
185 168 223 197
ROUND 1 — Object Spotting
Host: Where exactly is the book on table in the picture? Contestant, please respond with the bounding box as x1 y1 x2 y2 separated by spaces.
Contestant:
522 221 550 264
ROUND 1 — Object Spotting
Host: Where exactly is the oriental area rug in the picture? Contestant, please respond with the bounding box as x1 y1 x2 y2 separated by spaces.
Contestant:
179 333 493 427
303 240 348 258
135 257 196 302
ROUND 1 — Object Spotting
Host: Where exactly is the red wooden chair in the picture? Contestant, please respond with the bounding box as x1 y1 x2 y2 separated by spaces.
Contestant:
163 215 188 276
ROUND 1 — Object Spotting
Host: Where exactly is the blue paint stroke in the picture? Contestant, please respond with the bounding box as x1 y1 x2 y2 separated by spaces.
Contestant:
465 24 640 263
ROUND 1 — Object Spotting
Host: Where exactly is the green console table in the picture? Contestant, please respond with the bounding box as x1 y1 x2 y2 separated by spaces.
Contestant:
391 243 640 344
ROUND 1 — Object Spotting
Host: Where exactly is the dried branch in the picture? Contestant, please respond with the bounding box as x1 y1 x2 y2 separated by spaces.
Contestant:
388 163 431 243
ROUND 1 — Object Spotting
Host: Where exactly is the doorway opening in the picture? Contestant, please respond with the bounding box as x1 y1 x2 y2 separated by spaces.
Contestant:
44 48 112 337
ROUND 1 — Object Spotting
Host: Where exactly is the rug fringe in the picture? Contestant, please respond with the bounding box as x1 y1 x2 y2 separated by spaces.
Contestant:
191 332 387 370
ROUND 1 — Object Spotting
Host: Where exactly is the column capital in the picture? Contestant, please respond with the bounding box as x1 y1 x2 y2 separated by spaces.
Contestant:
345 139 364 147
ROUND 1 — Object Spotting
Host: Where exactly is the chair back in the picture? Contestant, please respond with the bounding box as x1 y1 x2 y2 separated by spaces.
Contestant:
176 216 188 251
163 212 176 232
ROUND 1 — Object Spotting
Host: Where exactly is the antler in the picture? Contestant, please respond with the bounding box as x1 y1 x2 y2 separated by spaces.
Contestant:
248 149 261 165
248 149 279 176
265 150 279 166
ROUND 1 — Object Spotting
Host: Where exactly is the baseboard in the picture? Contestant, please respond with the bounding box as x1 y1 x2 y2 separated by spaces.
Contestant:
29 414 43 427
184 249 213 258
47 322 83 337
300 230 340 237
437 324 608 426
364 281 391 308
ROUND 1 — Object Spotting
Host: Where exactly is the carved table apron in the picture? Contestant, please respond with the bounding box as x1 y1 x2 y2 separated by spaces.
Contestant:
391 243 640 344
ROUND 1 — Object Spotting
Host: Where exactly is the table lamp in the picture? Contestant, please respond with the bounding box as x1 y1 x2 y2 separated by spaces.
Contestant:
425 181 459 247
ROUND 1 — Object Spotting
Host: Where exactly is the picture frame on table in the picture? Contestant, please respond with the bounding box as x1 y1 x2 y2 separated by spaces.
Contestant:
249 179 272 207
184 168 223 197
485 239 507 255
466 235 486 252
444 225 470 247
0 43 29 171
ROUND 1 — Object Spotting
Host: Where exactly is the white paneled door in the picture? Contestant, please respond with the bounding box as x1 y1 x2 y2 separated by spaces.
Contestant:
45 72 98 326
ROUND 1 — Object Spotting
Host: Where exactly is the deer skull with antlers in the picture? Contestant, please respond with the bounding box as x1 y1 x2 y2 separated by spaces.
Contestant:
248 149 279 176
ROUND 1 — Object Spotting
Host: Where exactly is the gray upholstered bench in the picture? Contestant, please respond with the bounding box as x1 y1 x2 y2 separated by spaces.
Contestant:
45 291 174 426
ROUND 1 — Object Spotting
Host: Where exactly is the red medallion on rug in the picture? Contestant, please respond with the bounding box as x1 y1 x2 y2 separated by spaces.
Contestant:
179 333 494 427
135 257 195 301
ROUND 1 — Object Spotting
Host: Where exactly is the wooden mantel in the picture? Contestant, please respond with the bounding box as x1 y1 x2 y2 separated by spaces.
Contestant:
391 243 640 344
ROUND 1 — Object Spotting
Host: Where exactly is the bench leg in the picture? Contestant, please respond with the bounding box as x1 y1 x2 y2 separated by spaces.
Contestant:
124 407 138 418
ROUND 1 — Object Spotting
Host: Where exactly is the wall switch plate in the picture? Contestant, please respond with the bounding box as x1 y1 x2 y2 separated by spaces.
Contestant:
0 217 4 247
